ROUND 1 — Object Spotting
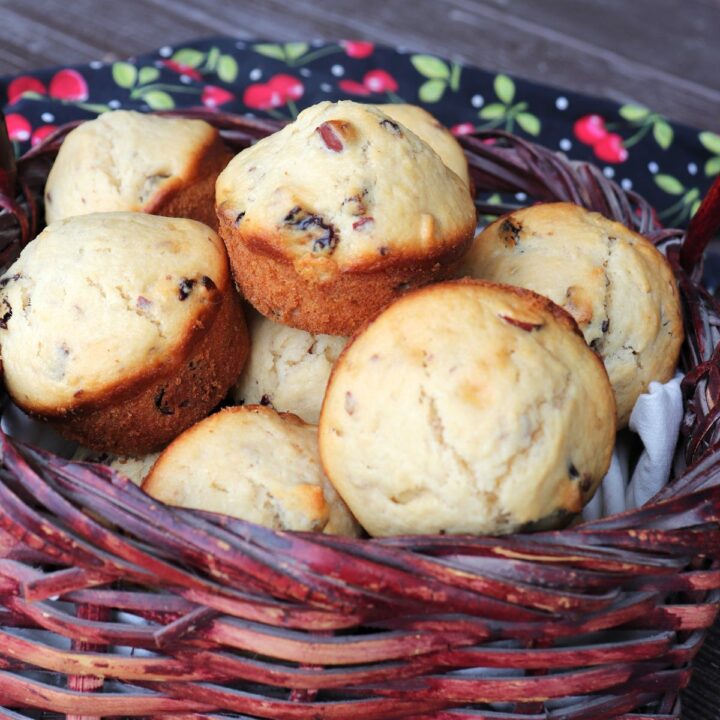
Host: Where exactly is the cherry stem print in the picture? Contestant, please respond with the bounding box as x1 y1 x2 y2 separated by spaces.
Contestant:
477 75 541 137
252 42 343 68
622 121 653 149
655 174 701 228
699 132 720 177
286 99 299 119
290 46 340 66
411 55 462 103
618 105 674 151
129 84 201 97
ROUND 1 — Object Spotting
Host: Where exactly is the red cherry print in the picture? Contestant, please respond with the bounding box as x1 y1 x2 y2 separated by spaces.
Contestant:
339 79 371 96
5 114 31 142
31 125 58 147
201 85 234 108
162 60 202 82
573 114 607 145
243 83 283 110
7 76 47 104
363 69 398 93
593 133 628 163
451 122 475 136
341 40 375 59
49 69 89 101
267 74 304 102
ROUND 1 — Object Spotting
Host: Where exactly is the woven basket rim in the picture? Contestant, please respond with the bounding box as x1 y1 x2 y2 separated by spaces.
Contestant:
0 109 719 719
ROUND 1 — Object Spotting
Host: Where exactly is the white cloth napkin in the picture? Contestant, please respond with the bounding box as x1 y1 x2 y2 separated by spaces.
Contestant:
582 374 684 521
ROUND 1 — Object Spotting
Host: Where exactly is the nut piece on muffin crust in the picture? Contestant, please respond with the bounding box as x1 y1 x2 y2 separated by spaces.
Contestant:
459 202 683 426
216 100 477 335
233 307 347 424
319 279 616 537
378 103 471 189
45 110 230 229
0 212 249 455
143 405 361 536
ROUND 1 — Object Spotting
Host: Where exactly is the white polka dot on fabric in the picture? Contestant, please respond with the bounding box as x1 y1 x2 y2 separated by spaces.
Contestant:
180 75 192 84
688 162 698 175
299 68 312 77
41 112 55 123
515 192 527 201
648 161 659 174
331 64 345 77
471 94 484 108
555 96 569 111
603 167 615 178
108 100 121 109
158 46 173 58
235 41 246 49
621 178 633 190
559 138 572 151
89 61 104 70
320 83 333 92
249 68 262 81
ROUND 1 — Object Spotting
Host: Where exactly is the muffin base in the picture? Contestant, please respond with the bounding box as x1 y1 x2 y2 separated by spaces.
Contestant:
219 216 474 335
148 136 231 231
31 290 249 455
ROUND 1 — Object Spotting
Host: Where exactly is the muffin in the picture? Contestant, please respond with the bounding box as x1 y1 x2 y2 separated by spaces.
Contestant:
319 280 616 537
143 405 360 536
0 212 249 455
379 103 471 188
233 308 347 424
459 202 683 426
216 100 477 335
44 111 230 229
73 446 159 486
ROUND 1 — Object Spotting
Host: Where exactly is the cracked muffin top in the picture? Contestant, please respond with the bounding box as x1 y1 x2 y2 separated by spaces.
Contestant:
233 308 347 424
215 100 476 273
0 212 230 414
378 103 471 188
143 405 360 535
44 110 220 224
319 279 615 537
458 202 683 426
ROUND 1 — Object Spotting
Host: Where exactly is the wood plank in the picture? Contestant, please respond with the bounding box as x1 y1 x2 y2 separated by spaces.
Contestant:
0 0 717 130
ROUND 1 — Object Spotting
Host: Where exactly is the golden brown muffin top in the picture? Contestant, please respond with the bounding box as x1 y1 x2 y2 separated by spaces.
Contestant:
319 279 616 537
216 100 476 276
0 212 230 413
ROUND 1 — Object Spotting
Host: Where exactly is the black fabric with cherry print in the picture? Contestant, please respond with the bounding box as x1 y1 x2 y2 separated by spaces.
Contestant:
1 36 718 232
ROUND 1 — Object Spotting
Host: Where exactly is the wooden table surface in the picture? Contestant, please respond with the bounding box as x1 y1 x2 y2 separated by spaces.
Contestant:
1 1 719 718
1 0 719 132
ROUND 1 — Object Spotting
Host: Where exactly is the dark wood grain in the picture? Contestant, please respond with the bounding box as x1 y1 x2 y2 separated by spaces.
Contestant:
0 0 718 131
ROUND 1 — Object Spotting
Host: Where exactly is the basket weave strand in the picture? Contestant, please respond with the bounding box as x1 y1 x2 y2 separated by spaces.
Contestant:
0 111 719 719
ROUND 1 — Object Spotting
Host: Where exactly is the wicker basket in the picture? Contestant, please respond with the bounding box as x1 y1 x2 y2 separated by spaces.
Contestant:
0 110 719 719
